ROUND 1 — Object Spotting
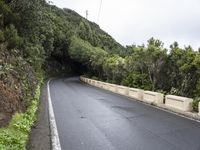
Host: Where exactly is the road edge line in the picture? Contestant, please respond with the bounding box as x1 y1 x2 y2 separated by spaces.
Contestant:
47 79 62 150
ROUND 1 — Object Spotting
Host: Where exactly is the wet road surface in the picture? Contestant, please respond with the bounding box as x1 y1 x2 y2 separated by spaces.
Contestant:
49 77 200 150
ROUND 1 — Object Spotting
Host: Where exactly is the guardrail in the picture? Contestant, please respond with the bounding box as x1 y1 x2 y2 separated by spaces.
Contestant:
80 76 199 118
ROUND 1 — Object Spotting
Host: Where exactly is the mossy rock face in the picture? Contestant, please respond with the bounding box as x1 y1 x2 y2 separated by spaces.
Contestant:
0 113 7 125
0 44 40 127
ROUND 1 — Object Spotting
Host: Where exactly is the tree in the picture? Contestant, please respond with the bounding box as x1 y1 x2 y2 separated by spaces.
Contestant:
102 55 125 83
144 38 167 90
4 24 21 49
167 43 199 97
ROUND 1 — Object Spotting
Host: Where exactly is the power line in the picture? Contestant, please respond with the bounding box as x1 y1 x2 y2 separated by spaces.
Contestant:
97 0 103 23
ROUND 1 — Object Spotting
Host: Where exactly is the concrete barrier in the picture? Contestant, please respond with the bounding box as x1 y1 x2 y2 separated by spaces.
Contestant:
91 80 95 85
93 80 98 87
102 82 109 90
95 81 102 88
108 83 117 93
165 95 193 112
89 79 93 85
80 76 84 81
86 78 89 84
95 81 99 87
128 88 144 101
116 85 128 96
87 79 91 84
199 102 200 116
83 78 86 83
143 91 164 105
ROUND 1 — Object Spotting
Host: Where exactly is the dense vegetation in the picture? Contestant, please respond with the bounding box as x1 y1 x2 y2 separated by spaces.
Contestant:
0 0 124 120
70 34 200 100
0 0 127 148
0 0 200 149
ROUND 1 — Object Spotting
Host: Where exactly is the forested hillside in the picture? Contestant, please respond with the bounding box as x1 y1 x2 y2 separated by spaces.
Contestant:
0 0 126 148
0 0 200 149
0 0 124 125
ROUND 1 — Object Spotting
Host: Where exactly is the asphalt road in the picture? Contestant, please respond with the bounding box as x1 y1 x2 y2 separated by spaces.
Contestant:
49 77 200 150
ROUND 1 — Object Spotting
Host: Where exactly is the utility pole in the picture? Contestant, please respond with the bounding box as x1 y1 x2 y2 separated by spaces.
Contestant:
85 10 88 20
48 1 53 14
48 0 53 5
97 0 103 23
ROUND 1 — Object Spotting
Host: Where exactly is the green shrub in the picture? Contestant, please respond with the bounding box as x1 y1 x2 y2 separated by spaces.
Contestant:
121 72 152 90
156 89 167 95
192 97 200 112
0 128 27 150
169 87 180 96
91 76 98 80
0 82 42 150
4 24 21 49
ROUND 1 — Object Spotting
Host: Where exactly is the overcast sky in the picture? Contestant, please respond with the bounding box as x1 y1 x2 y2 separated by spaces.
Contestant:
50 0 200 50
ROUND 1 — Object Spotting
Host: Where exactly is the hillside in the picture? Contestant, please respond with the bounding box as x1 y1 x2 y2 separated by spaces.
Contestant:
0 0 125 127
0 0 200 149
0 0 126 148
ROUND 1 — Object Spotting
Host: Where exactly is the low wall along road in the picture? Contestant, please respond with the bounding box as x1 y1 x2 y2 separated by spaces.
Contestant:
80 76 200 121
165 95 193 112
143 91 164 105
128 88 143 101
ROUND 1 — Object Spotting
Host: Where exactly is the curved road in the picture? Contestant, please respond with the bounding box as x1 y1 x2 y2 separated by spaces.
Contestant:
49 77 200 150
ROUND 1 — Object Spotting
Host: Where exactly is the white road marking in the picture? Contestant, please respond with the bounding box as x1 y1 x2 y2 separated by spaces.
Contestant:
47 79 62 150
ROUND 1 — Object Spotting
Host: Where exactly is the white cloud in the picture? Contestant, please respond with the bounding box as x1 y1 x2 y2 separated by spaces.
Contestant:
50 0 200 49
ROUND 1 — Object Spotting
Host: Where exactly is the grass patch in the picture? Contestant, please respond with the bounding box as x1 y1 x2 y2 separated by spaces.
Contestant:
0 82 42 150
